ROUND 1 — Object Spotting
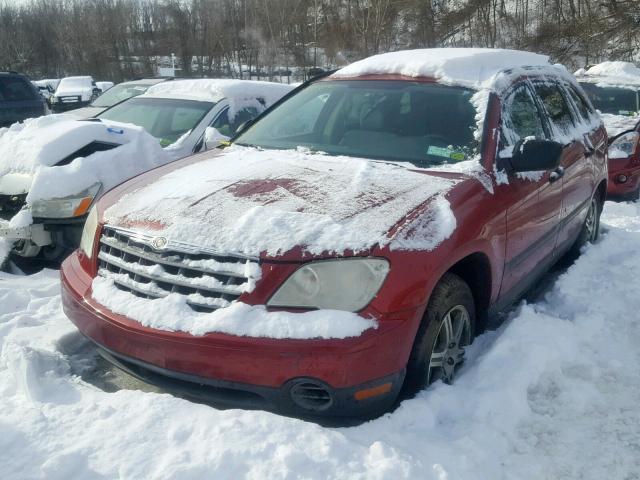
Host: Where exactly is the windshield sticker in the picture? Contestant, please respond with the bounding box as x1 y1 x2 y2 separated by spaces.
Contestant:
427 145 466 162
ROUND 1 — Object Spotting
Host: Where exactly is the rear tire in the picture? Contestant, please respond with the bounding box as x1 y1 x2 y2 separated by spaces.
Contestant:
567 194 601 259
405 273 476 391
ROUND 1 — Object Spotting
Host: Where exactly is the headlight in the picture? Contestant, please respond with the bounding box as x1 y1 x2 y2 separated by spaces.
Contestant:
609 132 640 159
49 96 58 103
30 182 101 219
267 258 389 312
79 206 99 258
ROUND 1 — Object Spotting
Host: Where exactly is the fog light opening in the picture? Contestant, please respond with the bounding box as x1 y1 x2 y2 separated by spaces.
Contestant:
289 379 333 412
618 174 629 183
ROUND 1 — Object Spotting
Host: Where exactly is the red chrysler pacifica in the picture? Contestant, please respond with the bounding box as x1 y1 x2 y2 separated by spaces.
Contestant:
61 49 608 419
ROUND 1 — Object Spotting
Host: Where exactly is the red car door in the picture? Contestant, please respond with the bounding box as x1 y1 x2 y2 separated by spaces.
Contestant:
556 82 606 249
497 82 563 300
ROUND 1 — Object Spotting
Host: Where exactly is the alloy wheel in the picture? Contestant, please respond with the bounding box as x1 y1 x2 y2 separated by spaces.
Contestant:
427 305 472 385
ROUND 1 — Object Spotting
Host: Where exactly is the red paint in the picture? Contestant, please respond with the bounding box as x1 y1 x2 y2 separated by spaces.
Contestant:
61 70 608 413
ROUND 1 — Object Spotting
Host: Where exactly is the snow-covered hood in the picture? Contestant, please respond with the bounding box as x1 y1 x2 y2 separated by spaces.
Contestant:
104 147 459 258
0 115 147 176
600 113 640 140
0 115 172 202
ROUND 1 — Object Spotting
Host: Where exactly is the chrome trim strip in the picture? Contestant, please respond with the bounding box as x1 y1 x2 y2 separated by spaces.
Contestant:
98 251 245 296
103 224 259 261
100 235 249 279
100 270 225 311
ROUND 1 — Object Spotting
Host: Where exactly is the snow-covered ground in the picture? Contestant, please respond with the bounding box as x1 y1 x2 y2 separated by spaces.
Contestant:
1 201 639 479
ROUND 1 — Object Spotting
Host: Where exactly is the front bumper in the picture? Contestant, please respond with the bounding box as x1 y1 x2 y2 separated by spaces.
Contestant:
0 222 51 246
61 252 419 417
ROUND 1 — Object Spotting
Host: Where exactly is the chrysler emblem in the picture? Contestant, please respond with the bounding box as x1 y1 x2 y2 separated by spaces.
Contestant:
151 236 168 250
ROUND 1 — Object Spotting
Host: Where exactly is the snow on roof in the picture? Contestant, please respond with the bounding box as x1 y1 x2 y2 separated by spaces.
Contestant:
332 48 552 90
143 79 294 105
575 61 640 87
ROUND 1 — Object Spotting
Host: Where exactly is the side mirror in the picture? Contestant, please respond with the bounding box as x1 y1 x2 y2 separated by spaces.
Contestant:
203 127 230 150
507 138 563 173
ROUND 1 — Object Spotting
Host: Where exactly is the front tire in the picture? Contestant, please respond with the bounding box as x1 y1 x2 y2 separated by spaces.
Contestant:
405 273 476 391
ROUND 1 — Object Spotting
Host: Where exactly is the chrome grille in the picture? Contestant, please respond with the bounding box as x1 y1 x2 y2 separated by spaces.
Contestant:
97 225 259 313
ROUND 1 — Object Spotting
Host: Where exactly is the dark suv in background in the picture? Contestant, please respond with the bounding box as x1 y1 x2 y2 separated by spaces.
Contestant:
0 72 47 128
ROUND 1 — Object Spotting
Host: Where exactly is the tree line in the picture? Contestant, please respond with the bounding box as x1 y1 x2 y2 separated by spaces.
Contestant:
0 0 638 83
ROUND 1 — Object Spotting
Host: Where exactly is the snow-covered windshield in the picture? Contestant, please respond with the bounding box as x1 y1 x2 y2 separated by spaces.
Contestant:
91 83 153 108
579 83 640 116
98 97 213 147
235 80 479 167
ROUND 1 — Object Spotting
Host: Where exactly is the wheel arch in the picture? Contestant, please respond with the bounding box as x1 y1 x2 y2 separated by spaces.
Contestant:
445 252 492 334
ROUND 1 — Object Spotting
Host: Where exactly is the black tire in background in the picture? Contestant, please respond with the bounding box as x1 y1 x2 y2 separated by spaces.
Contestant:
405 273 476 392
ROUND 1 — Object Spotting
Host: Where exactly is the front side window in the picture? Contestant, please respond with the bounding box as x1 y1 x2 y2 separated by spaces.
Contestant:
533 82 575 140
235 80 480 167
502 85 546 145
578 82 639 116
98 97 213 146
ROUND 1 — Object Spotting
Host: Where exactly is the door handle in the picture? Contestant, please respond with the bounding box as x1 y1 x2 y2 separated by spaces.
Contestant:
549 166 565 183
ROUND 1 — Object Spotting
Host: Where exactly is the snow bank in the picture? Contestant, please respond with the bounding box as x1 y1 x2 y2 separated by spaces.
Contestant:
0 115 172 202
144 79 294 120
91 276 376 339
577 61 640 86
2 201 640 478
600 113 640 138
105 146 458 257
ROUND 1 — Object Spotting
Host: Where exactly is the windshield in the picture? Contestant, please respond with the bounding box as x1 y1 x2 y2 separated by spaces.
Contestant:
92 83 154 108
579 83 640 115
97 97 213 146
235 80 479 167
58 78 91 90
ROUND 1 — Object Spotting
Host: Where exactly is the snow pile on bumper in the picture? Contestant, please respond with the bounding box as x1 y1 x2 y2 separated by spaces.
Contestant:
91 276 377 339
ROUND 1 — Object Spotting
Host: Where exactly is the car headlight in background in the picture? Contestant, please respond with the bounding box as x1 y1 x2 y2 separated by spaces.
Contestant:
49 96 58 103
79 206 99 258
30 182 101 219
267 258 390 312
609 132 640 159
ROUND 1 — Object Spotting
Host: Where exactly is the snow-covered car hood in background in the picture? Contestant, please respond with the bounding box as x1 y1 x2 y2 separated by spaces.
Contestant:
69 106 108 120
600 113 640 139
104 146 459 258
0 115 172 203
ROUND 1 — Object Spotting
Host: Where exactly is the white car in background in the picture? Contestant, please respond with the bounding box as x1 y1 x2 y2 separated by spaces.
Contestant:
0 79 296 264
70 78 169 119
49 76 100 112
96 78 295 159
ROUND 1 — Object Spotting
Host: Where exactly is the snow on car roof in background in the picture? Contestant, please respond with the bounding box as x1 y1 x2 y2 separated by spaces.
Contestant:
143 78 295 104
332 48 553 90
575 61 640 87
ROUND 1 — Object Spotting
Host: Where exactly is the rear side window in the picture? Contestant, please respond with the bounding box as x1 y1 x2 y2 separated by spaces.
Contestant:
0 77 37 102
503 85 546 145
533 83 575 140
212 106 260 137
565 84 594 122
